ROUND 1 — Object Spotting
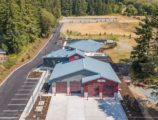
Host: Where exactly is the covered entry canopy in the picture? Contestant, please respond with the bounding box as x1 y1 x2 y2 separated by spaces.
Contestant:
49 57 120 84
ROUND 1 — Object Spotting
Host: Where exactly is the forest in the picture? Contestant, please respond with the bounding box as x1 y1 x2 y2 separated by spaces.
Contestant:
0 0 158 54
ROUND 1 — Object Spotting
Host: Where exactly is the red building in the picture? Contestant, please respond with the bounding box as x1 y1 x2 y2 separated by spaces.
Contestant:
49 57 120 98
43 49 85 68
83 77 118 98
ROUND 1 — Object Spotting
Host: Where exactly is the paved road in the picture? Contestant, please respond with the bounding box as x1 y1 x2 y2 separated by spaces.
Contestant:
0 23 63 120
61 18 117 23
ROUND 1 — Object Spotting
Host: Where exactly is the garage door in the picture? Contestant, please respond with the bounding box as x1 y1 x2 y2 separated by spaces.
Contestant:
88 85 99 97
70 81 81 93
102 85 114 97
56 82 67 93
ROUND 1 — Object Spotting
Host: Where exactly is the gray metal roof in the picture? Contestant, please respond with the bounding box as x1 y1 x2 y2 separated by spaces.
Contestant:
0 49 6 54
43 49 85 58
49 57 120 83
67 40 104 52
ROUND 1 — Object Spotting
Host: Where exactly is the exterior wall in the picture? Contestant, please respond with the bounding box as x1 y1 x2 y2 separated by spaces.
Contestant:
43 54 83 68
69 54 83 62
0 54 7 63
50 70 97 95
84 78 118 97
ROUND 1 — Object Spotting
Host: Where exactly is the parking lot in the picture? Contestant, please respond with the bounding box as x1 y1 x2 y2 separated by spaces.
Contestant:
46 94 127 120
0 78 39 120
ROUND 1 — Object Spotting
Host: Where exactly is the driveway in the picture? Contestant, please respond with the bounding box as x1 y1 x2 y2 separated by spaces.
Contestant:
46 95 127 120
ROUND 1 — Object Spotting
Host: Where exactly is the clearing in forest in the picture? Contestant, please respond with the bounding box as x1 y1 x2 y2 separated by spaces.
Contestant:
62 15 140 62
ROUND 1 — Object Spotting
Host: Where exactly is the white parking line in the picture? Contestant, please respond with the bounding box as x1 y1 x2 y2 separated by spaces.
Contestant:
12 98 28 101
15 93 30 96
21 84 35 87
18 89 30 91
27 78 39 80
20 87 33 90
0 117 19 119
3 110 23 112
8 104 26 106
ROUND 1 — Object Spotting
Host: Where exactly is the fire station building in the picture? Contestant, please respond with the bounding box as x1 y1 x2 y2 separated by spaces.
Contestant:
49 57 120 98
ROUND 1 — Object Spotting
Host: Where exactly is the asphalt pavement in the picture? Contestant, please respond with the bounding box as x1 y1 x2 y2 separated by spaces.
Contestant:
0 23 63 120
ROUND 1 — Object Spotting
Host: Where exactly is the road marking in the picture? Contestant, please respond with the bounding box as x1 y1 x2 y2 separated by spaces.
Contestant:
8 104 26 106
3 110 23 112
18 89 30 91
27 78 39 80
12 98 28 101
15 93 30 96
20 86 34 89
21 84 35 87
0 117 19 119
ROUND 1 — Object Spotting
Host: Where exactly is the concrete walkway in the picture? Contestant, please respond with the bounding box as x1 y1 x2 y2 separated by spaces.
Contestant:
46 95 127 120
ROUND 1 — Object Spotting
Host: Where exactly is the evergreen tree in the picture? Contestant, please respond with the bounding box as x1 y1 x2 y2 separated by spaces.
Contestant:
73 0 87 16
0 0 22 53
96 0 103 15
86 0 95 15
0 0 59 54
131 17 154 79
61 0 73 16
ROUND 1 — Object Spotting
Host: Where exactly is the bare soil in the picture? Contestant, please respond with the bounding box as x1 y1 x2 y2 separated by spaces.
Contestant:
28 71 43 79
26 96 51 120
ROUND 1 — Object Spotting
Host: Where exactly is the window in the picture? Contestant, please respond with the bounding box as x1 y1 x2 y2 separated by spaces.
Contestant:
74 55 79 60
104 85 113 89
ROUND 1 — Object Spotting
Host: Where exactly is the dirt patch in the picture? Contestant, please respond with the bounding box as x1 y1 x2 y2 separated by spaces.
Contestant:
28 71 43 79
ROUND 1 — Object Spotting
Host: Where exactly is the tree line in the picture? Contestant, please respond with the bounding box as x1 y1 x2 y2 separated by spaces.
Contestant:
0 0 60 54
60 0 158 16
61 0 124 16
0 0 158 54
